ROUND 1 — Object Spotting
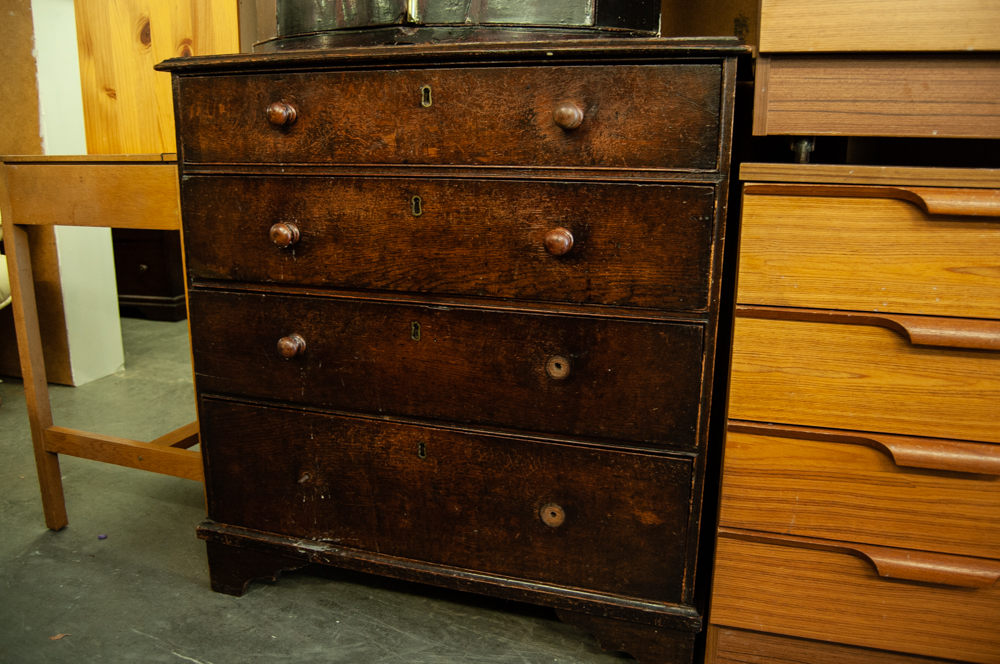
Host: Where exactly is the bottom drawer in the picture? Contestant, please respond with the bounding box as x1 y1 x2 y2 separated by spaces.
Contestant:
200 398 694 604
711 532 1000 663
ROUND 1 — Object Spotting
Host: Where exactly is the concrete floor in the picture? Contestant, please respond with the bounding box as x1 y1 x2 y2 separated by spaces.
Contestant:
0 317 633 663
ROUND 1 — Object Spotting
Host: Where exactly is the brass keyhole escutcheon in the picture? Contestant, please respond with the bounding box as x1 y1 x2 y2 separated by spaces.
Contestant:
411 321 421 341
545 355 571 380
420 85 433 108
411 196 423 217
540 503 565 527
417 441 427 459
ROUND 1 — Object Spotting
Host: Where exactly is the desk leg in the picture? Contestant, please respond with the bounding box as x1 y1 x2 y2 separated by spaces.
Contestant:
1 167 68 530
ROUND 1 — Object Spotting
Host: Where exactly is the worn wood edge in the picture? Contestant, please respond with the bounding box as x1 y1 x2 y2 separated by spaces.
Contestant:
751 55 770 136
735 305 1000 351
742 183 1000 218
148 421 200 449
718 528 1000 589
196 520 703 630
1 166 68 530
0 154 175 163
727 420 1000 476
740 163 1000 188
44 426 204 481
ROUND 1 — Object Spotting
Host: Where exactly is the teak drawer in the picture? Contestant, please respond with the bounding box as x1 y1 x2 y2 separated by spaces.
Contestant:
176 64 722 169
720 424 1000 559
738 188 1000 319
183 176 717 312
729 315 1000 444
711 532 1000 664
188 290 705 449
200 398 693 603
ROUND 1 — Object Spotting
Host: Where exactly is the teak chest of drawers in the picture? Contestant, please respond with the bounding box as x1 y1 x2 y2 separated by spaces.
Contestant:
159 40 743 663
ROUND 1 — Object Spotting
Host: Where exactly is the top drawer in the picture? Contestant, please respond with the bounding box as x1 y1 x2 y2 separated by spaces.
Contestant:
176 64 722 170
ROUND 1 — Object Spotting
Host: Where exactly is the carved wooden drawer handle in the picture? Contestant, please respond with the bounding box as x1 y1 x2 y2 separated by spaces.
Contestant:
544 228 574 256
277 333 306 359
553 102 584 130
720 528 1000 589
269 222 300 248
266 101 297 126
728 421 1000 476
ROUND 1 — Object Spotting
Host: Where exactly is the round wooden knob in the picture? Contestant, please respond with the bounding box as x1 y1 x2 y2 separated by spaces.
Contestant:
270 222 300 248
277 333 306 359
544 228 574 256
545 355 571 380
553 102 584 130
266 101 297 126
540 503 566 528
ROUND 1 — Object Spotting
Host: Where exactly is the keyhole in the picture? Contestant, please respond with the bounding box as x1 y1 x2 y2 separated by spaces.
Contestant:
411 196 423 217
411 321 421 341
417 442 427 459
420 85 432 108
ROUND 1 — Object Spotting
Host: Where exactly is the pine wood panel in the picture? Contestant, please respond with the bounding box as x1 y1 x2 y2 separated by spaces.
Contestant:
709 626 969 664
753 55 1000 138
719 429 1000 559
74 0 239 155
738 193 1000 319
759 0 1000 52
740 163 1000 189
711 535 1000 664
728 316 1000 444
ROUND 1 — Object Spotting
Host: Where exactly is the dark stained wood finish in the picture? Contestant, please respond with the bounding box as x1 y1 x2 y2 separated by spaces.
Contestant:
175 64 722 169
556 610 696 664
188 289 706 449
205 540 306 597
182 176 717 311
200 398 694 602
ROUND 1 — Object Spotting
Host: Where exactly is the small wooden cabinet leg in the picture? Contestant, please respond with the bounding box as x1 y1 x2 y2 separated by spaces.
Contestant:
555 610 696 664
205 541 307 597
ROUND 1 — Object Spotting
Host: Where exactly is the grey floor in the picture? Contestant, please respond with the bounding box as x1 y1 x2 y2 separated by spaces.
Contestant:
0 317 633 663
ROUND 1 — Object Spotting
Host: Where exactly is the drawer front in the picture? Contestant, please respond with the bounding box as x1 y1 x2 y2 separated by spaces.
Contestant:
176 65 722 169
720 429 1000 559
739 192 1000 319
200 398 693 603
189 290 705 449
711 535 1000 664
729 316 1000 444
183 176 717 312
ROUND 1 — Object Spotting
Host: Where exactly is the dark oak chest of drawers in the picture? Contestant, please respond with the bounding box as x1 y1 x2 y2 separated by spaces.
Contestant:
159 39 742 663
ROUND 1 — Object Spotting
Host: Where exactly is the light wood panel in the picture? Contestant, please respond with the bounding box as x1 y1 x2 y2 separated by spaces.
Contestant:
759 0 1000 52
753 55 1000 138
741 163 1000 188
44 426 203 481
711 535 1000 664
729 316 1000 444
0 0 43 155
738 192 1000 319
4 163 180 230
710 626 970 664
74 0 239 155
720 428 1000 559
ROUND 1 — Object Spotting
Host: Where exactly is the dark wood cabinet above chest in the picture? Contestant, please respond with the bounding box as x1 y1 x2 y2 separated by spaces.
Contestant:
159 39 745 664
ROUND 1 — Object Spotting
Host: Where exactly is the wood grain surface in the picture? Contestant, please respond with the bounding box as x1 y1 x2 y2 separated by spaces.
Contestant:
738 193 1000 319
709 626 967 664
189 289 706 449
758 0 1000 52
74 0 238 154
719 429 1000 559
44 426 203 481
711 535 1000 664
182 176 717 312
556 609 696 664
754 55 1000 138
728 316 1000 444
200 398 693 603
176 64 722 169
740 163 1000 189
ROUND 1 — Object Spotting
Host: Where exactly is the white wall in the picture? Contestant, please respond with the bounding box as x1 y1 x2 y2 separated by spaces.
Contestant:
31 0 125 385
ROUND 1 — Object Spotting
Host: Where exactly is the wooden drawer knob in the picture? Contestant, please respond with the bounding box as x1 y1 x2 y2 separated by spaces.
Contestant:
277 333 306 358
545 355 571 380
553 102 584 130
544 227 574 256
266 101 297 126
270 222 300 248
540 503 566 527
